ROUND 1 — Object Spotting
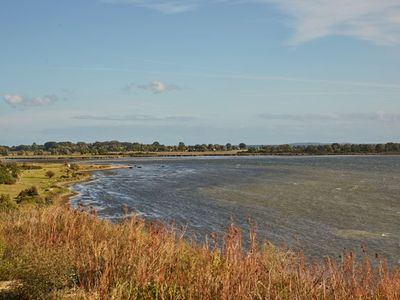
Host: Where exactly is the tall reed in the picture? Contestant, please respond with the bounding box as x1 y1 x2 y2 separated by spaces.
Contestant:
1 206 399 299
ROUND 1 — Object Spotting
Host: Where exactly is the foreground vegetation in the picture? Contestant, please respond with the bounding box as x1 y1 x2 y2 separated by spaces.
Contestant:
1 163 400 299
1 206 400 299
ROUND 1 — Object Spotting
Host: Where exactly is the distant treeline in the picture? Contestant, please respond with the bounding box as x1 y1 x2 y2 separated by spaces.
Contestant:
248 142 400 155
0 141 399 156
0 141 246 156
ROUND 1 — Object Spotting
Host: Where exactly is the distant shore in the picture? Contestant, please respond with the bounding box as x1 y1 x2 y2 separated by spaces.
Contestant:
2 151 400 161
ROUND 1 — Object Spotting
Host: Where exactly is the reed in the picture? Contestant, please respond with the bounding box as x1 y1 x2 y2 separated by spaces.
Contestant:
1 206 399 299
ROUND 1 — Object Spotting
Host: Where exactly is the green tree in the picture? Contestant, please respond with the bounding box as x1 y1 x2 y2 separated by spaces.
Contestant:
178 142 186 151
375 144 385 153
0 147 8 156
239 143 247 150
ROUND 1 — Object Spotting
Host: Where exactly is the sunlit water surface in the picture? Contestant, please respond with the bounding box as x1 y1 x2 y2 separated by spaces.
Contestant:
70 156 400 264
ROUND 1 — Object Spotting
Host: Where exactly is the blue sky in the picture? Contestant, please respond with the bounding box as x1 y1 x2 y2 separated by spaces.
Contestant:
1 0 400 145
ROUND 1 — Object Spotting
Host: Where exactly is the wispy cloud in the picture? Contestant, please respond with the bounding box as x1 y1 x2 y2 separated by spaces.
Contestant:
261 0 400 45
73 114 194 122
124 80 180 94
3 94 58 107
101 0 400 45
101 0 198 14
258 111 400 123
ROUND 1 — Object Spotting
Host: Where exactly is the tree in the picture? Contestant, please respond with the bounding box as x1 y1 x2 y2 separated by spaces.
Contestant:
225 143 232 150
44 141 58 151
375 144 385 153
0 147 8 156
239 143 247 150
178 142 186 151
45 170 55 179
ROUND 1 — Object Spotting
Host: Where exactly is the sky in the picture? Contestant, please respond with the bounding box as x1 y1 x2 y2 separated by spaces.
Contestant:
1 0 400 146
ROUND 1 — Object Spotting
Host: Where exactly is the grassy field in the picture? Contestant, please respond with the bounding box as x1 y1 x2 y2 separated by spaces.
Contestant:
0 163 123 200
1 163 400 299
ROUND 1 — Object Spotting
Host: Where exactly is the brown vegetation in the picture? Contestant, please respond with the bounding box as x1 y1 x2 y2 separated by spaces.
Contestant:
1 206 399 299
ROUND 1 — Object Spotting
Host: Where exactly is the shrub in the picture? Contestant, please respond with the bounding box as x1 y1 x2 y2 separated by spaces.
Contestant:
15 186 44 205
0 170 17 185
10 249 76 299
69 163 80 171
45 170 55 179
0 194 17 212
0 162 21 185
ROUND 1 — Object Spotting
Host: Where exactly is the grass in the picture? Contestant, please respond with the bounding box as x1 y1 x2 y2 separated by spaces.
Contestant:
0 163 123 200
1 163 400 299
1 207 400 299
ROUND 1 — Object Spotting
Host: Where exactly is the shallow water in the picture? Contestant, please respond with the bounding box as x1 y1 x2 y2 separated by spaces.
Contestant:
70 156 400 264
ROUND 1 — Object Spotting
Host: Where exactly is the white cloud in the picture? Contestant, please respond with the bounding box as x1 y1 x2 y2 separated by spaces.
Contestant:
3 94 24 105
124 80 179 94
3 94 58 107
30 95 58 106
101 0 400 45
261 0 400 45
101 0 198 14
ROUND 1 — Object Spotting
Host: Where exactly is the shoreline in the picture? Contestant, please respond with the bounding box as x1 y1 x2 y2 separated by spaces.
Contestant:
56 164 131 206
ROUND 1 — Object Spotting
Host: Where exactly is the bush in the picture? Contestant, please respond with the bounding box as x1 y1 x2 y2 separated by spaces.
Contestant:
45 170 55 179
0 162 21 185
69 163 80 171
10 249 76 299
15 186 44 205
0 194 17 212
0 170 17 185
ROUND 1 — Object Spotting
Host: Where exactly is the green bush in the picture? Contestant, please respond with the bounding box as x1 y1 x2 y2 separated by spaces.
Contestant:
45 170 55 179
0 162 21 185
69 163 80 171
0 171 16 185
15 187 45 205
0 194 17 212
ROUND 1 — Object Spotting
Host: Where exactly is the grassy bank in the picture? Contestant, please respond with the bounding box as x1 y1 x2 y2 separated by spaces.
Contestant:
1 163 400 299
0 163 126 201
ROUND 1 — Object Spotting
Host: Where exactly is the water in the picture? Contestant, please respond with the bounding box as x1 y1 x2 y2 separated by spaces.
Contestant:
70 156 400 264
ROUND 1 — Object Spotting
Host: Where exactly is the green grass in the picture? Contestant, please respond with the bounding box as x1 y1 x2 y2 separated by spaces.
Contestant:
0 163 118 200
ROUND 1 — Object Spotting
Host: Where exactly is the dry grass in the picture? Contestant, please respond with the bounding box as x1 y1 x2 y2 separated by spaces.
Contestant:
1 206 399 299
